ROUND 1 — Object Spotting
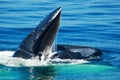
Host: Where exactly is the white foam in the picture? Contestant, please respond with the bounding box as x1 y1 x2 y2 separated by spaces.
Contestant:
0 51 88 67
49 58 88 65
0 51 48 67
0 51 14 57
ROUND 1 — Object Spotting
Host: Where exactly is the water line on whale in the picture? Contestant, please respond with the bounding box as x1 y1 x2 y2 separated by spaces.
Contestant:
0 51 88 67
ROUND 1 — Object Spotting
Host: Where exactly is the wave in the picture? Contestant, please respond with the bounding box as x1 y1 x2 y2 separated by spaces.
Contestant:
0 51 88 67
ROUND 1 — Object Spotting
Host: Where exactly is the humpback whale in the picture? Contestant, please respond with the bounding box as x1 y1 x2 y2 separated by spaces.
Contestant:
13 7 102 60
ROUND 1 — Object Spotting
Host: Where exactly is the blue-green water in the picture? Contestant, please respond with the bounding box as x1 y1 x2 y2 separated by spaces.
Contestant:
0 64 118 80
0 0 120 80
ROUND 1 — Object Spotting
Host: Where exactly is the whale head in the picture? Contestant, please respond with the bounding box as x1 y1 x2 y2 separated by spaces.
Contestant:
13 7 61 60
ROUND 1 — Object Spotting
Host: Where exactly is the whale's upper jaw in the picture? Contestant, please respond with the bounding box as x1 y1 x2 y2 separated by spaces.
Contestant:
13 7 61 59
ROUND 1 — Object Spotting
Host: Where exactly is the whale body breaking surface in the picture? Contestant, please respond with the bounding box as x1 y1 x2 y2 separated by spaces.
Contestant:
13 7 102 61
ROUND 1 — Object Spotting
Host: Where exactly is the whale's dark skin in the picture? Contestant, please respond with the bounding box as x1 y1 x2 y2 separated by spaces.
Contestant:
13 7 102 60
52 45 102 60
13 7 61 59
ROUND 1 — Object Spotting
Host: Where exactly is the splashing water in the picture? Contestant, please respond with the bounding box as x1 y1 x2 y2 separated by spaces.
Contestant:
0 51 48 67
0 51 88 67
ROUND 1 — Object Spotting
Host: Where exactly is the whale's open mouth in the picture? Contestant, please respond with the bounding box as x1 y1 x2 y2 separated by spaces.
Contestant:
13 7 61 60
13 7 102 62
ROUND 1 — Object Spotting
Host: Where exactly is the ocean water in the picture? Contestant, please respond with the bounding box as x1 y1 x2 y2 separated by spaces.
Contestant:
0 0 120 80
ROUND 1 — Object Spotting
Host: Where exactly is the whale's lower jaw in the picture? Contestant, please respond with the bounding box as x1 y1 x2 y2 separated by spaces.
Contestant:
13 49 34 59
51 45 102 61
